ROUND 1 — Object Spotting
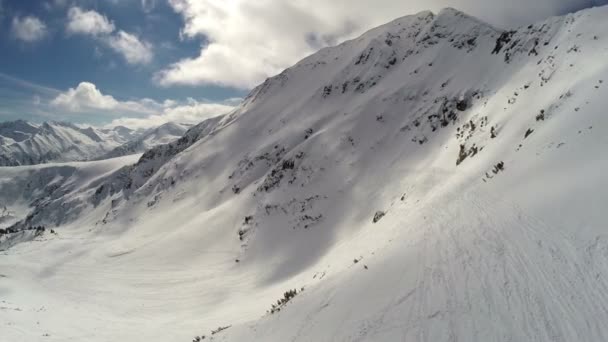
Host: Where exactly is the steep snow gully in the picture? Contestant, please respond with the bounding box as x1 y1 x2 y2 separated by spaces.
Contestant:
3 6 608 342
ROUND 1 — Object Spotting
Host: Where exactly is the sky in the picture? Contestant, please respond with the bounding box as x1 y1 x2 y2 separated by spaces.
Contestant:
0 0 605 129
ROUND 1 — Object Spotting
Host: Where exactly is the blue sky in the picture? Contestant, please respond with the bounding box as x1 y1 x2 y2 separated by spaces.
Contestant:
0 0 245 127
0 1 244 100
0 0 605 128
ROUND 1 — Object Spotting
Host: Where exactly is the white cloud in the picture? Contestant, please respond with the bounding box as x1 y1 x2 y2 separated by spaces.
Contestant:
105 30 153 65
65 6 153 65
51 82 157 114
11 16 47 43
156 0 598 89
51 82 119 111
66 7 115 36
50 81 236 129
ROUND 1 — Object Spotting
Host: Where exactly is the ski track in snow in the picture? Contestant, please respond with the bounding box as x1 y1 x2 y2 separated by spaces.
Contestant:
2 163 608 342
229 186 608 342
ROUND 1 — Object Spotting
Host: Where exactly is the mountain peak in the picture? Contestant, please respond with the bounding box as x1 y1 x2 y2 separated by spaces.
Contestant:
434 7 495 27
436 7 472 18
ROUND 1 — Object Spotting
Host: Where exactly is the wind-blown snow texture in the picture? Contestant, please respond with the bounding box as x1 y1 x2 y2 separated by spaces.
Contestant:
3 6 608 342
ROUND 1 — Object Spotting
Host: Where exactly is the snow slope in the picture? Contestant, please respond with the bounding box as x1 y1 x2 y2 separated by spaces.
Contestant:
2 6 608 342
0 155 140 246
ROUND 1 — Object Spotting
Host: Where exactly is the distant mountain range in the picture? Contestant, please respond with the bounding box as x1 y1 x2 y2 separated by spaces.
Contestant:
96 122 192 160
0 120 190 166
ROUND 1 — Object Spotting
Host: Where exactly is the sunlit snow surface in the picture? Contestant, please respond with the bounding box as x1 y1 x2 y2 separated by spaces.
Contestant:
3 6 608 342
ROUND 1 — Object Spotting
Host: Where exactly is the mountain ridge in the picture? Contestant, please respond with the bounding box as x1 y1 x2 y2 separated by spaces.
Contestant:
0 120 190 166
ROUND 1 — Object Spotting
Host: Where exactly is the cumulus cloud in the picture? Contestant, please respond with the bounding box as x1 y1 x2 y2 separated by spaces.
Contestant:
156 0 602 89
11 16 47 42
51 82 118 111
65 6 153 65
66 7 115 36
50 81 236 129
51 82 155 113
105 30 153 65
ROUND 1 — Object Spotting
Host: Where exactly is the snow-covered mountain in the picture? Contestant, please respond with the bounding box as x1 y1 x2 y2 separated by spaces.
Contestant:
3 6 608 342
97 122 191 160
0 120 188 166
98 125 144 144
0 120 127 166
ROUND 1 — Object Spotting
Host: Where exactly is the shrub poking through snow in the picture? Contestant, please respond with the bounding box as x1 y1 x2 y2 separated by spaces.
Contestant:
456 144 468 165
305 128 314 139
484 161 506 181
257 158 298 193
282 159 295 170
493 161 505 174
536 110 545 121
524 128 534 139
269 289 300 314
191 325 231 341
456 99 469 111
244 216 253 225
211 326 231 335
373 211 386 223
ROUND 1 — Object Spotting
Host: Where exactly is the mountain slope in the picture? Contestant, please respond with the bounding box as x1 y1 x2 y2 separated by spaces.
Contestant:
0 116 222 232
0 154 140 248
2 6 608 342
